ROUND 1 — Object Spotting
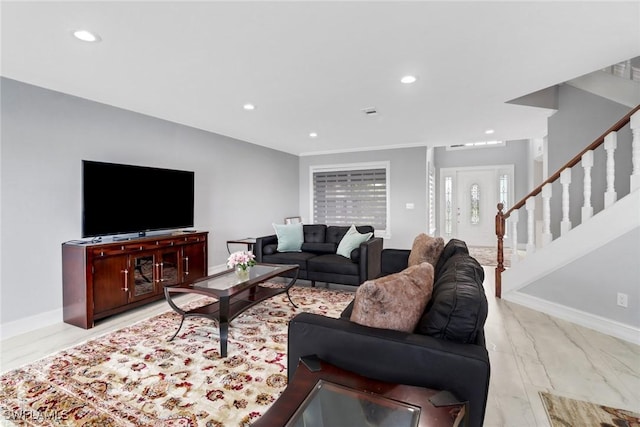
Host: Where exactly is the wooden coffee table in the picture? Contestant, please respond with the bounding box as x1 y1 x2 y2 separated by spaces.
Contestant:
164 263 298 357
253 356 467 427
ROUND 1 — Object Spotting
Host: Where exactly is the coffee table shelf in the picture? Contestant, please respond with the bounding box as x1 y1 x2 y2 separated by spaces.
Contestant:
185 285 295 318
164 263 298 357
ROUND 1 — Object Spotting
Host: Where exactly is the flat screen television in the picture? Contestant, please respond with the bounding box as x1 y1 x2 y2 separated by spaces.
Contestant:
82 160 195 238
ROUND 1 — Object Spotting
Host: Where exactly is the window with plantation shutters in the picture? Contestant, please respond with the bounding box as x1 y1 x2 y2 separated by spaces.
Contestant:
311 163 389 234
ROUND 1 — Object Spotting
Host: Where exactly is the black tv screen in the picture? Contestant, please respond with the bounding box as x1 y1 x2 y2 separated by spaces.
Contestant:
82 160 195 238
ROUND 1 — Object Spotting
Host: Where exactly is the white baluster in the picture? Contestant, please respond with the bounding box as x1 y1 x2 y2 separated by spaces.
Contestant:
526 197 536 255
631 110 640 192
560 168 572 236
604 131 617 208
510 210 519 264
581 150 594 223
541 183 552 246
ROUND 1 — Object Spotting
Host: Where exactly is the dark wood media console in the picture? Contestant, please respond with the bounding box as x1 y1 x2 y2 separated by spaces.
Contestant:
62 231 208 328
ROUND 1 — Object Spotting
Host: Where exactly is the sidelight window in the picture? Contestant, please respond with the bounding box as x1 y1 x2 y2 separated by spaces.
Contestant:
444 176 453 235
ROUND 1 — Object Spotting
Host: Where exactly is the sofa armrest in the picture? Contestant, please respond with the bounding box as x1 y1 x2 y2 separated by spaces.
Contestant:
381 248 410 275
254 234 277 262
358 237 383 282
288 312 490 427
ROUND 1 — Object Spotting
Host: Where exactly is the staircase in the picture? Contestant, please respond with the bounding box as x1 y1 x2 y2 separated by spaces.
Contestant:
495 106 640 345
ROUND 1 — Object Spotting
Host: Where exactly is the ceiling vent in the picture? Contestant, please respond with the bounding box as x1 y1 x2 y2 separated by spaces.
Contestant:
361 107 378 116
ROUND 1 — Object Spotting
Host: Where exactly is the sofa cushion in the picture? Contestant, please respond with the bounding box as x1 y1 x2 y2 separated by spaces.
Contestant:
417 254 488 343
434 238 469 277
408 233 444 268
301 242 337 254
303 224 327 243
350 263 435 332
273 223 304 252
336 224 372 258
262 251 316 271
307 254 359 276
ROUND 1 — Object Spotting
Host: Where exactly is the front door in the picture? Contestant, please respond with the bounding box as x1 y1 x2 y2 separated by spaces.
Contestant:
456 169 496 246
440 166 513 246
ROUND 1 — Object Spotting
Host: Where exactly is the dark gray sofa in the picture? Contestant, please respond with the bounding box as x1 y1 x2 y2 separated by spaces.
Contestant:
254 224 383 287
287 238 490 427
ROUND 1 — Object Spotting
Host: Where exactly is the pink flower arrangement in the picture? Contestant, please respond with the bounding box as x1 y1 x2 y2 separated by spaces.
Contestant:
227 250 256 271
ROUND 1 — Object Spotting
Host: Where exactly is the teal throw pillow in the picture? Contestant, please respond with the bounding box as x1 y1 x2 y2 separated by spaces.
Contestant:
273 223 304 252
336 225 372 258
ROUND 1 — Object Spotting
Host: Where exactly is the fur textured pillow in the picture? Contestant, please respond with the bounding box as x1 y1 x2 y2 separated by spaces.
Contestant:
350 263 435 332
408 233 445 268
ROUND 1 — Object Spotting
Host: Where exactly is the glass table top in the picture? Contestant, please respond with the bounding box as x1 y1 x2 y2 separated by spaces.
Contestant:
286 380 421 427
191 264 293 292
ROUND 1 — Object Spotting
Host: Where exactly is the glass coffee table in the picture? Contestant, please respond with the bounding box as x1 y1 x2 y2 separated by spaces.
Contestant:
164 263 298 357
253 356 467 427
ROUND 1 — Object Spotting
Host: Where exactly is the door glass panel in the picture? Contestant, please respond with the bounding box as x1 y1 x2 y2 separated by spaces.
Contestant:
444 176 453 235
470 183 480 225
133 255 155 297
499 174 508 209
160 251 179 286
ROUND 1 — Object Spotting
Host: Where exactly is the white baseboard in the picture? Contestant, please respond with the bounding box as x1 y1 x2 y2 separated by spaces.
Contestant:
2 266 228 341
0 308 62 341
504 291 640 345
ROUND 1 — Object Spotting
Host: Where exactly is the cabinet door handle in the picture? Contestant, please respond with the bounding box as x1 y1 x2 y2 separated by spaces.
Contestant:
184 256 189 275
121 269 129 291
159 262 165 282
155 263 161 283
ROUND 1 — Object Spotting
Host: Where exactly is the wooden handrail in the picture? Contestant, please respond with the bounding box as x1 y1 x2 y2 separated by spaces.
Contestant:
504 104 640 219
495 104 640 298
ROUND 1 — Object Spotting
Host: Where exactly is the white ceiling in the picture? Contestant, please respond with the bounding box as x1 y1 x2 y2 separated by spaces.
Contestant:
2 1 639 156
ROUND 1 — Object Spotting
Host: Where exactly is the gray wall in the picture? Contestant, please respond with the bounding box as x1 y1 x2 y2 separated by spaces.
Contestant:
1 77 299 325
547 85 632 237
299 147 428 250
521 227 640 327
434 140 531 243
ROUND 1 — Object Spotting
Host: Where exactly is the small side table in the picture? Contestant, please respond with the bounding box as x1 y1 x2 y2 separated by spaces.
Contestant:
226 237 256 254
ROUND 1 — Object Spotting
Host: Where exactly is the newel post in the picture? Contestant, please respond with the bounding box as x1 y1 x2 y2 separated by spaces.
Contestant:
495 203 505 298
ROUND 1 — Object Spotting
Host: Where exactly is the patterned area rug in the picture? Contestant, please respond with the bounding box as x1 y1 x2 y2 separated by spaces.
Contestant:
468 246 513 268
540 391 640 427
0 285 353 426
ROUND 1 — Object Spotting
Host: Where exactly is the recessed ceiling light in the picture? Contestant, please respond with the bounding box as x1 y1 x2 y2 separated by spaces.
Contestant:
309 132 318 138
243 104 256 111
485 129 495 135
73 30 101 43
400 75 417 84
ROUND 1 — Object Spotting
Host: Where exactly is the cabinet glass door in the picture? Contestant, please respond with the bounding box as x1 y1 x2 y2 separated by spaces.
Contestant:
132 253 156 299
159 250 179 287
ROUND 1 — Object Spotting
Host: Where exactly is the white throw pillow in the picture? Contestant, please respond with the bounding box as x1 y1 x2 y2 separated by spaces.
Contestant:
273 223 304 252
336 225 372 258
